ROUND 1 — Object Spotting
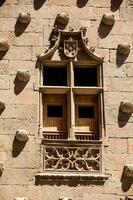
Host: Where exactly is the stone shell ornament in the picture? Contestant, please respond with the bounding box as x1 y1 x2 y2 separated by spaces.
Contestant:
0 39 10 51
120 101 133 114
56 13 69 25
18 12 31 24
0 101 5 111
101 13 115 26
17 70 31 82
0 162 4 175
16 129 29 142
117 43 131 55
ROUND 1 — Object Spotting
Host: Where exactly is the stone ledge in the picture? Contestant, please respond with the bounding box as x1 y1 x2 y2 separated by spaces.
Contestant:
35 172 108 184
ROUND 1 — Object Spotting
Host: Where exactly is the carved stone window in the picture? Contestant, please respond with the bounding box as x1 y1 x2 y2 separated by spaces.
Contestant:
36 28 107 182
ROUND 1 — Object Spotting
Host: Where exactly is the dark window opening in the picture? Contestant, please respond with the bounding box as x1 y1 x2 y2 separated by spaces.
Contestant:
74 68 97 86
47 105 63 118
43 67 67 86
78 106 95 118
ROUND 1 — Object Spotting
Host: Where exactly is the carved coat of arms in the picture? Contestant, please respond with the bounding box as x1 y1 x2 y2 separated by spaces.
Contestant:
64 37 78 58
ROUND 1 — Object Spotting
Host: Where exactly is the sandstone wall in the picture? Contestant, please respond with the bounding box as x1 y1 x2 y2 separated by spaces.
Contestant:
0 0 133 200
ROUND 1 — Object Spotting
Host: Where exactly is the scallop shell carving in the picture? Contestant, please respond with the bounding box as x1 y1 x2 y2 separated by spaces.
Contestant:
124 165 133 178
16 129 29 142
0 39 10 52
17 70 31 82
120 101 133 114
0 101 5 111
0 162 4 175
117 43 131 55
101 13 115 26
18 12 31 24
56 13 69 25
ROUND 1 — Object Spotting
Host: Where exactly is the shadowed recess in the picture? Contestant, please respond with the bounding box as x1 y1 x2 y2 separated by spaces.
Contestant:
14 20 30 37
76 0 89 8
12 137 27 157
34 0 46 10
121 168 133 192
0 0 6 6
98 22 114 39
116 52 129 68
0 51 8 60
118 106 132 127
110 0 123 11
14 76 28 95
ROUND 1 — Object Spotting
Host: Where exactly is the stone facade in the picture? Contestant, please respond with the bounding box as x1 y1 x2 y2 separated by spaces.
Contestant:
0 0 133 200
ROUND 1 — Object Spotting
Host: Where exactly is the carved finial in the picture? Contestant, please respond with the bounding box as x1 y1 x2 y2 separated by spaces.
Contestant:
17 70 31 82
101 13 115 26
0 101 5 111
56 13 69 25
0 39 10 52
123 165 133 178
80 27 87 36
120 101 133 114
0 162 4 176
18 12 31 24
117 43 131 56
16 129 29 142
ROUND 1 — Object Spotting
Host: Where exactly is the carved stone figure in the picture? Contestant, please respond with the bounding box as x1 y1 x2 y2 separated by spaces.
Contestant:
0 162 4 175
117 43 131 55
0 101 5 111
17 70 31 82
120 101 133 114
16 129 29 142
101 13 115 26
0 39 10 51
18 12 31 24
123 165 133 178
56 13 69 25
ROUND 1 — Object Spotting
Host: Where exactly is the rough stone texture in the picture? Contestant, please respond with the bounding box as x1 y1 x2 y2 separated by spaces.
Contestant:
0 0 133 200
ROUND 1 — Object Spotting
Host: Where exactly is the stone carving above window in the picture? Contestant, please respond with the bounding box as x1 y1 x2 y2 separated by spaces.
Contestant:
64 37 78 58
44 142 101 172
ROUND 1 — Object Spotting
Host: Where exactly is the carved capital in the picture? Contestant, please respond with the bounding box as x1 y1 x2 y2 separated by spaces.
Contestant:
117 43 131 56
101 13 115 26
123 165 133 178
120 101 133 114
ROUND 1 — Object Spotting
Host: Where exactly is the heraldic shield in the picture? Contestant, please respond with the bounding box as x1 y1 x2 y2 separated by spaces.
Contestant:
64 37 78 58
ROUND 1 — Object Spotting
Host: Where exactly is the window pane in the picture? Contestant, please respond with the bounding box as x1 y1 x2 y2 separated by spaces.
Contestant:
78 106 94 118
43 67 67 86
74 68 97 86
47 105 63 117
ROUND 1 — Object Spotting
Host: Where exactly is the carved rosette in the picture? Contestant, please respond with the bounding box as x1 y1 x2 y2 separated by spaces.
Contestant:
0 39 10 52
18 12 31 24
101 13 115 26
56 13 69 25
17 70 31 82
0 101 5 111
117 43 131 55
44 146 100 171
124 165 133 178
16 129 29 142
0 162 4 175
120 101 133 114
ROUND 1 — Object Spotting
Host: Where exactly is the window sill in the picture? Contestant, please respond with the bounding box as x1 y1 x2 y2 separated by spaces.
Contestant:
35 171 108 184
